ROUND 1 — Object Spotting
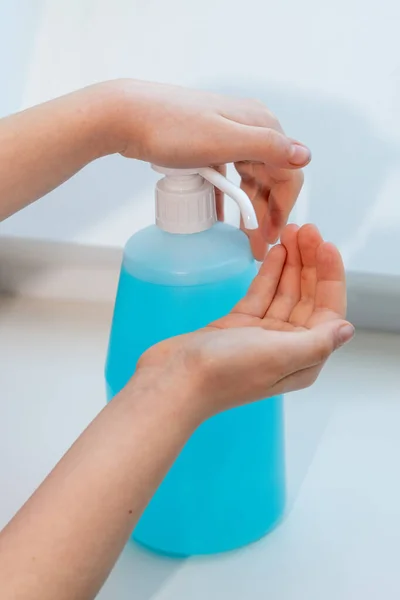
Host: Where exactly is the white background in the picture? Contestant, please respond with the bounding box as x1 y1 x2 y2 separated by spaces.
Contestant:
1 0 400 276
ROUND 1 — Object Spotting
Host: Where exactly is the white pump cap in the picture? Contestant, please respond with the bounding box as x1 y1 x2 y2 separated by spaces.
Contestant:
152 165 258 234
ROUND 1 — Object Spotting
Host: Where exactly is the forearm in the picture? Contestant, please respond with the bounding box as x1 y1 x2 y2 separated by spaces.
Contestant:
0 83 122 220
0 373 197 600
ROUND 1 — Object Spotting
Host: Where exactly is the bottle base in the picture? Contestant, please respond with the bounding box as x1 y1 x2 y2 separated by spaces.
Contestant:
131 511 285 558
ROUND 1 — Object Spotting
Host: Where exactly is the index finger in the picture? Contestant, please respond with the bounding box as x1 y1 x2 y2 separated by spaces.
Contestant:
262 169 304 244
235 162 304 259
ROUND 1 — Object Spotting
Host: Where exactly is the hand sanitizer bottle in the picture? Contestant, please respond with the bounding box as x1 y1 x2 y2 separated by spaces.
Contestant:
105 165 285 556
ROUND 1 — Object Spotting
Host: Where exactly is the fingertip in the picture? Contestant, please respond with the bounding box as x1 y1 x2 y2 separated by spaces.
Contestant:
289 143 312 167
336 321 355 347
297 224 324 265
280 224 301 261
258 243 286 276
317 241 341 256
298 223 322 242
311 319 354 354
282 223 300 236
280 223 299 245
316 241 345 276
263 242 286 263
270 243 287 258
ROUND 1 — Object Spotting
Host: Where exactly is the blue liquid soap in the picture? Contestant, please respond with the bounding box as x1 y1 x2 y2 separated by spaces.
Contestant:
105 221 286 557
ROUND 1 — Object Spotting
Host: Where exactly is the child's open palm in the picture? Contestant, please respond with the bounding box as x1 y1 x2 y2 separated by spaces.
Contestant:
137 224 353 421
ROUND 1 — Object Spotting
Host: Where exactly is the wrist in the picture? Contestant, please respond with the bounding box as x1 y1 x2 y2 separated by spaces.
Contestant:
69 81 133 160
87 79 149 158
60 83 124 161
118 366 204 433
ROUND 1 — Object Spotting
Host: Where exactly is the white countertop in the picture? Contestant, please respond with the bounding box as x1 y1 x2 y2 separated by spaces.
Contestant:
1 296 400 599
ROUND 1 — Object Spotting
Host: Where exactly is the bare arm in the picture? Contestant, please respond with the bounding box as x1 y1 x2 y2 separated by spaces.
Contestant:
0 85 119 220
0 374 196 599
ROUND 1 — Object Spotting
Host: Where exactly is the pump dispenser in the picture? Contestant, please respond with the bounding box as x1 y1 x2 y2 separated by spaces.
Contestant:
153 165 258 233
105 164 286 556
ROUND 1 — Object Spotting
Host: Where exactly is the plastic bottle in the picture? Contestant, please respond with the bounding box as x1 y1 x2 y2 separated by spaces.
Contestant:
105 165 285 556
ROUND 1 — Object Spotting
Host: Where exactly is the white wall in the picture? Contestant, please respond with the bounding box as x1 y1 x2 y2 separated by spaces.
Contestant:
2 0 400 276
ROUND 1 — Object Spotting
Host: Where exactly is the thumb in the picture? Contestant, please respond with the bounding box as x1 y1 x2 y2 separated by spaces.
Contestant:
224 123 311 169
276 320 355 377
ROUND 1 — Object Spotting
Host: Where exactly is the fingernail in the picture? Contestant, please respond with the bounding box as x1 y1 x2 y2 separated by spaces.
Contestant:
337 323 355 346
289 144 311 166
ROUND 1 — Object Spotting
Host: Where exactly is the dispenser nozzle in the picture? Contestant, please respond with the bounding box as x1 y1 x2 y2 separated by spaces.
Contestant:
152 165 258 231
197 167 258 231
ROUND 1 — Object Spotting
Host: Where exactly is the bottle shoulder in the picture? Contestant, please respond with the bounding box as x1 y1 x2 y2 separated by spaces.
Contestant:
122 223 254 285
